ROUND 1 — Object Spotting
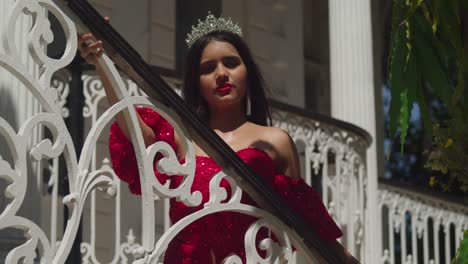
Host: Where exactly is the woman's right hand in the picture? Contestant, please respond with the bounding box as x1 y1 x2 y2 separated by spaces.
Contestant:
78 33 104 65
77 17 109 65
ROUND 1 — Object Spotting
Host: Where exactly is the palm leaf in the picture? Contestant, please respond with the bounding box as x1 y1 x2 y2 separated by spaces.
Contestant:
412 13 452 107
399 50 418 153
452 230 468 264
389 26 407 141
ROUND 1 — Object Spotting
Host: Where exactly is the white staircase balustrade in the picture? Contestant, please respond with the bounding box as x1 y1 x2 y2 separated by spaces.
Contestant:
0 1 339 263
378 182 468 264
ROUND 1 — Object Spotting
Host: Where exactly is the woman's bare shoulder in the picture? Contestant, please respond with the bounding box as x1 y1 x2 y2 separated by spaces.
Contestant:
245 123 299 177
246 122 291 148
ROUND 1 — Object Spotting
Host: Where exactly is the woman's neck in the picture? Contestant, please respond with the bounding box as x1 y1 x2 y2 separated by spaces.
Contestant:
208 105 247 133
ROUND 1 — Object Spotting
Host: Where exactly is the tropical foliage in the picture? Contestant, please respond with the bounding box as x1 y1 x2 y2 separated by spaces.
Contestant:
388 0 468 191
388 0 468 261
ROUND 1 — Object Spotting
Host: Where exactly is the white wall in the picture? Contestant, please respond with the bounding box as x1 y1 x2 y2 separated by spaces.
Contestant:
223 0 305 108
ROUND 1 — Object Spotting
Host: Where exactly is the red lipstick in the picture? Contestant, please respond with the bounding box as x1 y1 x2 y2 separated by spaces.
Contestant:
216 83 232 94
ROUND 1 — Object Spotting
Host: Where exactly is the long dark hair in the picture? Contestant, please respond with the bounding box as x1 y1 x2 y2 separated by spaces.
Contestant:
182 30 272 126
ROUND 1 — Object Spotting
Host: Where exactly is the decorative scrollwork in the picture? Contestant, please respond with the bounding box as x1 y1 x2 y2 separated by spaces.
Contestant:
5 232 40 264
0 0 375 263
80 243 92 264
272 108 368 256
378 186 468 263
0 117 28 220
243 218 294 263
75 55 372 262
206 172 242 206
0 0 122 262
119 229 145 264
142 171 299 264
50 69 71 118
4 0 76 85
83 73 106 118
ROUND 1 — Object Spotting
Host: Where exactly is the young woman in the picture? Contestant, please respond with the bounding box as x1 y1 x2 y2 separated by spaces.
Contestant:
79 14 344 263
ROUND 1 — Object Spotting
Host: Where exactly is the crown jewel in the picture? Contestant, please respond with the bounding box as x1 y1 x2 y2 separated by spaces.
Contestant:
186 12 243 48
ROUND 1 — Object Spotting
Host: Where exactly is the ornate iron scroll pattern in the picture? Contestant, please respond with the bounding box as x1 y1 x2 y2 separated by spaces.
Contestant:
1 0 79 263
271 109 368 259
378 185 468 264
78 71 310 263
75 70 372 263
81 72 144 263
0 1 321 263
80 72 147 264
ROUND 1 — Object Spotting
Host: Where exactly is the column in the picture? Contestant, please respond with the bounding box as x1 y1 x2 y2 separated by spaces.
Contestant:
329 0 380 263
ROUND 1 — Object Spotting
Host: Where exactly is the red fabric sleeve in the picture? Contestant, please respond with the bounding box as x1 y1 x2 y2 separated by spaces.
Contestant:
268 174 343 241
108 107 176 195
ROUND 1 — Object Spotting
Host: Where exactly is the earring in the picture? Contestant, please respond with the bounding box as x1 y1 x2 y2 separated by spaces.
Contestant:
246 90 251 116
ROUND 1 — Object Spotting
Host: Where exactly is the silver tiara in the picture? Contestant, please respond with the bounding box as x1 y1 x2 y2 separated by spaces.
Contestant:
186 12 243 48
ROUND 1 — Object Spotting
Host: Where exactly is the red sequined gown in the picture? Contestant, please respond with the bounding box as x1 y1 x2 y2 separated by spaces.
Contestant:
109 108 343 263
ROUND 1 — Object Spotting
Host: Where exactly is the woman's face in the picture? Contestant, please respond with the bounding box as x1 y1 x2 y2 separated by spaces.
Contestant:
199 40 248 111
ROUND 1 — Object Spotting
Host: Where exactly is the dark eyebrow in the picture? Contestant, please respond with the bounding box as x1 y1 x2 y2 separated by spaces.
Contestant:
200 60 215 65
223 55 241 62
200 55 241 65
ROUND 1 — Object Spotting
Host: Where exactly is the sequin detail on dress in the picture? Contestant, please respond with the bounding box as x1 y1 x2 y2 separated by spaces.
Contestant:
109 107 343 263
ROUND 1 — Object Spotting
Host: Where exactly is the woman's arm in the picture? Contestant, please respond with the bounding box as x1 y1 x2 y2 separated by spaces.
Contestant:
266 127 301 178
78 31 156 146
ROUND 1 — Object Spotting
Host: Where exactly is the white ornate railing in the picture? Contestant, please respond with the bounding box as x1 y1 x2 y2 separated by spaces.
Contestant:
70 70 371 263
378 182 468 264
271 103 369 260
80 73 468 264
0 0 362 263
6 1 466 264
79 69 161 263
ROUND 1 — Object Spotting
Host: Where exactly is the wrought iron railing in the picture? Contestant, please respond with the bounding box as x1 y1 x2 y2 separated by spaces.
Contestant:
50 66 468 264
378 180 468 264
64 68 371 263
5 1 465 263
0 0 368 263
